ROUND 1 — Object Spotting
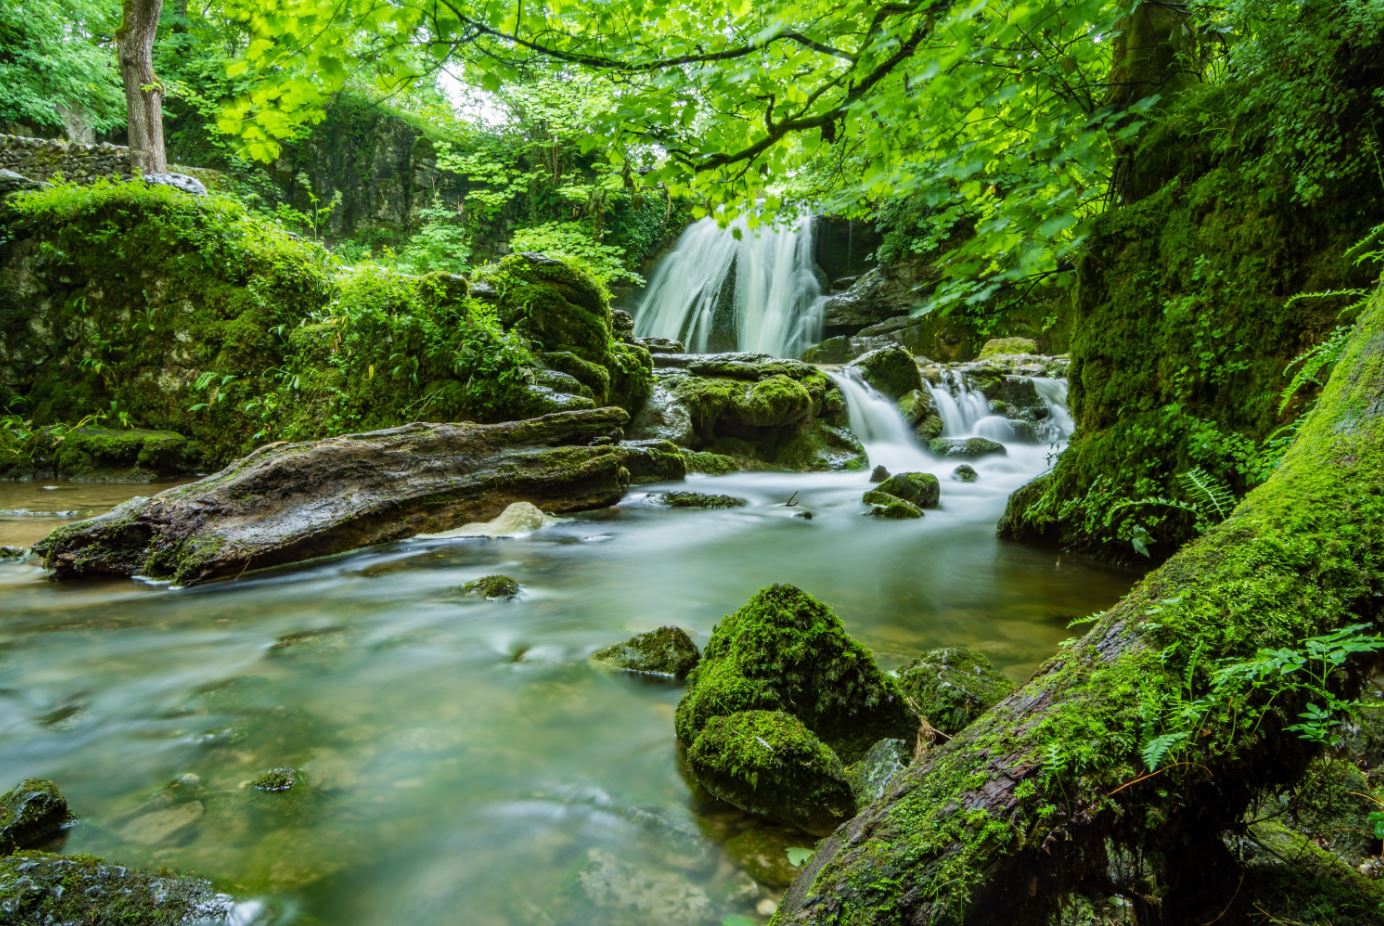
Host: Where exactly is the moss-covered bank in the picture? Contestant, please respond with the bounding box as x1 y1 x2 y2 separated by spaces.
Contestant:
0 180 652 475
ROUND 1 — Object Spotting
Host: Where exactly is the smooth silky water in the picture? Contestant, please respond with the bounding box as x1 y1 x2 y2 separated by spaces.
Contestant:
0 376 1136 925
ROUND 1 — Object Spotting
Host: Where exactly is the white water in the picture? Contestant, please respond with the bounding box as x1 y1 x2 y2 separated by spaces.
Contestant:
828 368 1074 497
633 217 828 357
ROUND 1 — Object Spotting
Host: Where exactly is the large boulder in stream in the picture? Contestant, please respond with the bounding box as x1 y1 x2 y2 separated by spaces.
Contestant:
34 409 636 586
846 345 923 400
676 584 916 834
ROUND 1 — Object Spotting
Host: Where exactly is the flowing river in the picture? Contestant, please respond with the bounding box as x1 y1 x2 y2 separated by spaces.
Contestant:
0 372 1136 925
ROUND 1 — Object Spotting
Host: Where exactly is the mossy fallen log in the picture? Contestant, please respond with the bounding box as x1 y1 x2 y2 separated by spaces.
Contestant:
776 281 1384 924
34 408 632 586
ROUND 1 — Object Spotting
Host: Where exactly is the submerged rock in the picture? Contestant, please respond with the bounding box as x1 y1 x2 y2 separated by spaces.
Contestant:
722 826 805 889
415 501 559 539
0 547 26 561
574 848 717 925
0 779 71 855
35 409 632 586
929 436 1007 459
250 768 301 793
862 491 924 520
676 584 916 763
847 344 922 400
460 575 522 600
590 627 701 681
873 472 941 509
0 851 240 924
685 710 856 836
952 464 979 482
651 491 748 509
897 647 1015 736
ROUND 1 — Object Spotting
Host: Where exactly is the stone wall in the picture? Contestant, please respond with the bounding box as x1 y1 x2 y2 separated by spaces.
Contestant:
0 134 216 186
0 135 130 183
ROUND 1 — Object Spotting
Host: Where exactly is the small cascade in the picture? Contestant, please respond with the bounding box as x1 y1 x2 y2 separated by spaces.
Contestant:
927 371 991 436
826 371 931 473
1031 377 1075 441
633 216 827 357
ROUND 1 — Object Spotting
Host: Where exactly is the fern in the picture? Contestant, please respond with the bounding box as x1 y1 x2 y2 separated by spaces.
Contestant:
1178 467 1237 523
1140 731 1190 772
1279 323 1355 413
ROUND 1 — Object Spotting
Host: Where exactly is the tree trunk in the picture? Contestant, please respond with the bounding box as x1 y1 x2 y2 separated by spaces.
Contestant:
117 0 167 174
776 280 1384 924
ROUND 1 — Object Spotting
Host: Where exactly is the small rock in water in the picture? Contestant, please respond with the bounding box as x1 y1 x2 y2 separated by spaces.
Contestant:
794 510 814 520
873 472 940 509
590 626 700 681
651 491 748 509
460 574 522 600
0 546 27 561
928 436 1007 459
869 465 890 483
862 491 924 520
758 898 780 917
250 768 301 793
951 464 979 482
0 778 73 854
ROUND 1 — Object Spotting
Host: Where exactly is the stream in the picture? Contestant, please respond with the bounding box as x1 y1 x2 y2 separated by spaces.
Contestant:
0 220 1138 925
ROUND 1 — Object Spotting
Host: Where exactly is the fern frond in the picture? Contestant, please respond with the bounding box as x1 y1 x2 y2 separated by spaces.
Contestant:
1178 467 1237 522
1279 323 1354 413
1141 731 1190 772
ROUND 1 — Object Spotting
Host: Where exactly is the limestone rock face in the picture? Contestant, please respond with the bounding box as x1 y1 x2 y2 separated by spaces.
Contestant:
36 409 634 586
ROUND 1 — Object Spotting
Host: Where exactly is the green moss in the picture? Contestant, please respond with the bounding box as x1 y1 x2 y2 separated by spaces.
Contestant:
0 779 71 855
682 450 741 475
249 767 300 793
951 464 979 483
686 710 857 836
848 345 922 400
0 851 236 924
652 491 748 509
896 648 1015 736
460 574 522 600
928 437 1006 459
873 472 941 509
862 491 924 519
676 584 916 763
978 337 1039 358
49 427 201 481
590 626 701 681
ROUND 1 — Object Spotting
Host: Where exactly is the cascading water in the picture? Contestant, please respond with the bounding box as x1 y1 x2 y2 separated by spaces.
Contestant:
633 216 827 357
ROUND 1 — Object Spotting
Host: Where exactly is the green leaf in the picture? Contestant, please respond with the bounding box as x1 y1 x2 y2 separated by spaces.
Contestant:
786 846 814 867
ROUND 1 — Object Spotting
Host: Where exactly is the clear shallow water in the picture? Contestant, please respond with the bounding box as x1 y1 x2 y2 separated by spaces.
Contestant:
0 386 1136 926
0 481 186 547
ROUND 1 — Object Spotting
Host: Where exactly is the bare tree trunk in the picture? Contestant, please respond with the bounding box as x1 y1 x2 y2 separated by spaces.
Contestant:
776 280 1384 924
117 0 166 174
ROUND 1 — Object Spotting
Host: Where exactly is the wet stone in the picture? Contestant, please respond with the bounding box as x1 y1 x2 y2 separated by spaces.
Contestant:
951 464 979 482
0 779 72 855
650 491 748 509
250 768 300 793
869 465 890 483
460 575 522 600
590 626 701 681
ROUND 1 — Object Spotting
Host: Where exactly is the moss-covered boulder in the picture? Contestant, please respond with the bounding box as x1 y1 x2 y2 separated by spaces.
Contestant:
874 472 941 509
686 710 856 836
929 436 1007 459
862 491 924 519
847 345 922 400
0 779 71 855
897 647 1015 736
898 388 944 441
651 491 748 509
978 337 1039 358
590 626 701 681
0 851 238 924
844 737 912 803
675 584 916 762
460 575 522 600
952 464 979 482
617 439 687 485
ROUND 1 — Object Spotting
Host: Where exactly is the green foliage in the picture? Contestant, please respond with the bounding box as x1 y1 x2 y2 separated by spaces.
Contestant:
0 0 124 134
394 201 472 276
1139 624 1384 771
509 221 639 287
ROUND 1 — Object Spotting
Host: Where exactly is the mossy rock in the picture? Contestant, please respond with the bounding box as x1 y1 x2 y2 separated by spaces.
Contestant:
874 472 941 509
480 252 612 368
590 626 701 681
686 710 856 836
49 427 202 481
0 547 26 561
862 491 924 519
249 768 301 793
0 779 71 855
898 389 944 441
0 851 237 924
651 491 748 509
929 436 1007 459
682 451 740 475
847 345 922 400
952 464 979 482
618 439 687 484
460 575 522 600
896 647 1015 736
675 584 916 762
844 737 912 803
978 337 1039 358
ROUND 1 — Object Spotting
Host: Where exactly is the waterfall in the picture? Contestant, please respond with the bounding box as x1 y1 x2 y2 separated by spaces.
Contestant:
633 216 827 357
927 371 991 436
826 371 931 472
1031 377 1075 441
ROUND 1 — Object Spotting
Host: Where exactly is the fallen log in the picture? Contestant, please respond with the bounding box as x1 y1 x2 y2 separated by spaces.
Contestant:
776 284 1384 925
35 408 633 585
